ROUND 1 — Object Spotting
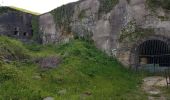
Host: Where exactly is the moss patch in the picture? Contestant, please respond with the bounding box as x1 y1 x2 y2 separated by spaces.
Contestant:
51 3 75 34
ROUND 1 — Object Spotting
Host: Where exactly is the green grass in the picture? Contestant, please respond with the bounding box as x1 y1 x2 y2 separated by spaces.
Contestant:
0 36 29 60
0 36 147 100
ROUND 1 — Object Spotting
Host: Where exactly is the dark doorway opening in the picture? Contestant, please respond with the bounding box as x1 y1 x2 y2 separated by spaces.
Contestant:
23 32 27 36
14 27 19 36
14 31 18 35
138 40 170 67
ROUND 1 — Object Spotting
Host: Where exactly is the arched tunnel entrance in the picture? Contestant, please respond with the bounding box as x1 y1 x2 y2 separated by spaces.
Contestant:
137 39 170 72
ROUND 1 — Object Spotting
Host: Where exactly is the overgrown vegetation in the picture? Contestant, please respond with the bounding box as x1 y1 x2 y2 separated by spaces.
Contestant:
147 0 170 10
98 0 118 14
51 3 75 34
0 36 148 99
31 16 42 43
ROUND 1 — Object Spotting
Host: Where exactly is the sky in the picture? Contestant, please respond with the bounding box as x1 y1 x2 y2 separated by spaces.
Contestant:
0 0 79 14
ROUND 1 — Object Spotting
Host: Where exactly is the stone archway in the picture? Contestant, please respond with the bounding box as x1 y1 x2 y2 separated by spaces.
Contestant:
130 35 170 71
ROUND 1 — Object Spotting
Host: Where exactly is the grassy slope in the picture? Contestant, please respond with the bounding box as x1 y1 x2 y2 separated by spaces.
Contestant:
0 36 148 100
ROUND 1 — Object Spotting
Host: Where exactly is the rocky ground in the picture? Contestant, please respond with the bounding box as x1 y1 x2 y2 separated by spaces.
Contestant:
142 76 169 100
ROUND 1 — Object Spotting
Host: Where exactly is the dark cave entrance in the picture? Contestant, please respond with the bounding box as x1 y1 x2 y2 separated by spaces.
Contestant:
138 40 170 71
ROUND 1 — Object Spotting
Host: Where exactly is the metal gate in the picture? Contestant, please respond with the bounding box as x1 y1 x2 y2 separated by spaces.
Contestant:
137 40 170 73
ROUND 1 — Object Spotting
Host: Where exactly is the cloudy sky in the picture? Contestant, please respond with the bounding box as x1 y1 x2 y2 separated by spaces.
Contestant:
0 0 79 14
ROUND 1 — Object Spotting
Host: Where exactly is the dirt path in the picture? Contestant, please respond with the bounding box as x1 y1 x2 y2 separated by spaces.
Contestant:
142 76 167 100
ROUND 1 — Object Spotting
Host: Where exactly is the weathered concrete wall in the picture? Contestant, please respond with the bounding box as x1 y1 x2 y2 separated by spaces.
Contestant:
39 13 74 44
0 7 34 41
39 13 57 44
114 0 170 67
39 0 170 68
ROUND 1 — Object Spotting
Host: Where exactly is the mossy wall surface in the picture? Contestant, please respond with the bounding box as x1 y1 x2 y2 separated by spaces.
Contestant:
51 3 75 33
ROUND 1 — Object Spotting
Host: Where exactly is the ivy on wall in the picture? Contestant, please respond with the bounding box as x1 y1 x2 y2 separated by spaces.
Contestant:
51 3 75 34
98 0 118 14
31 16 41 42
